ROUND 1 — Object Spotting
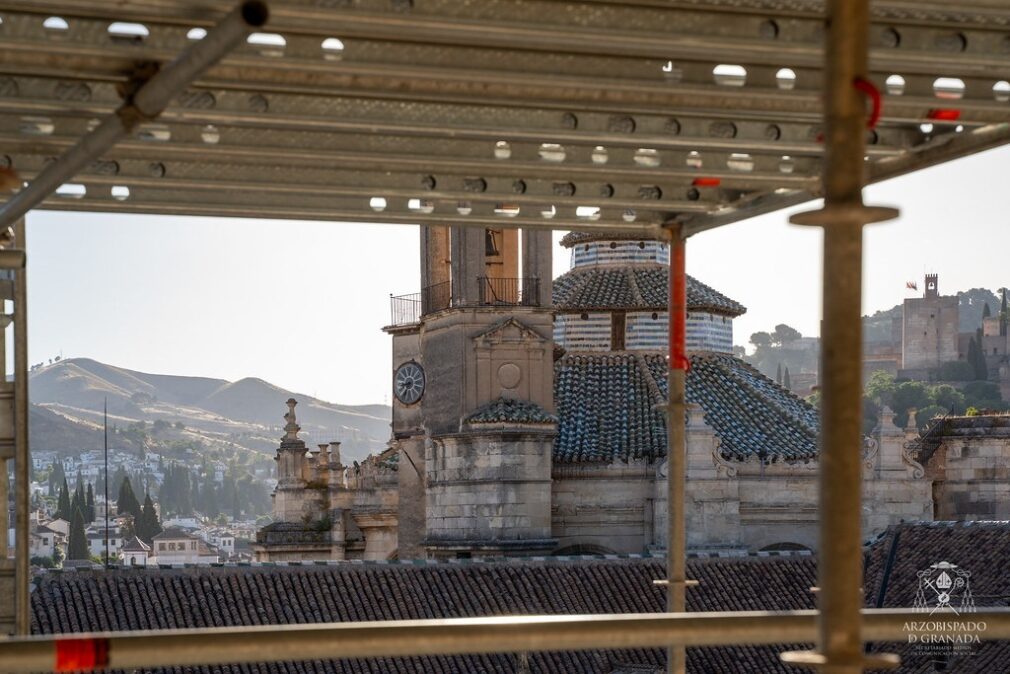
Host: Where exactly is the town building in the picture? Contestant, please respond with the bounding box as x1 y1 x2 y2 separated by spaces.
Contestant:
255 230 931 561
150 528 220 565
120 536 151 566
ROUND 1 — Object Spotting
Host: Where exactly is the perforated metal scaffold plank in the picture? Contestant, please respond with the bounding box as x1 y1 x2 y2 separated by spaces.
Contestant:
0 0 1009 232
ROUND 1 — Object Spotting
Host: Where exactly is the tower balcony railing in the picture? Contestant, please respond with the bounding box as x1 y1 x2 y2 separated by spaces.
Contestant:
389 277 541 326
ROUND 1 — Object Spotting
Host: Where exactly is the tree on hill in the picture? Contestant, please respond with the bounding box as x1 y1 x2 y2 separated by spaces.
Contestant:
775 363 782 385
750 331 772 349
85 483 95 523
772 324 802 346
47 459 66 497
69 487 81 526
111 465 128 500
783 366 791 390
55 478 71 521
117 476 141 521
67 507 89 561
136 493 162 545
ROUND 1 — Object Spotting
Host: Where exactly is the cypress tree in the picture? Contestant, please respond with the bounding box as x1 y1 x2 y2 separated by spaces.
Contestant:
983 302 992 320
138 493 162 545
67 507 90 561
117 476 141 521
56 478 71 521
73 481 85 518
776 363 782 385
783 366 791 390
69 488 81 525
85 483 95 523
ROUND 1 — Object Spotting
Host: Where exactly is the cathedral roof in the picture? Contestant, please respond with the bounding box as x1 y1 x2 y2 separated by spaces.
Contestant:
553 352 818 464
464 396 558 426
553 266 746 316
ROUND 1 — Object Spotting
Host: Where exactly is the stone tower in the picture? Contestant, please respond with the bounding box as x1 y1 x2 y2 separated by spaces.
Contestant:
385 226 556 559
901 273 959 377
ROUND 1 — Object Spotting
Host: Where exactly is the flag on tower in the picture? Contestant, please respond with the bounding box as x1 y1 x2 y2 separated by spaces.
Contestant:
906 281 918 291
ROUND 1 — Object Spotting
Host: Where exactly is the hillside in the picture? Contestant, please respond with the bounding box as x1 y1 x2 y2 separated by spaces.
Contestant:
29 358 391 462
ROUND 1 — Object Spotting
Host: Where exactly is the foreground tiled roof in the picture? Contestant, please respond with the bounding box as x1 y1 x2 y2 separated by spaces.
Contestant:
34 522 1010 673
464 396 558 426
31 554 816 673
553 266 746 316
554 352 818 464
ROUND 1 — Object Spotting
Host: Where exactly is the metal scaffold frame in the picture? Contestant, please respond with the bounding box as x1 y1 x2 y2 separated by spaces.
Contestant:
2 0 1010 672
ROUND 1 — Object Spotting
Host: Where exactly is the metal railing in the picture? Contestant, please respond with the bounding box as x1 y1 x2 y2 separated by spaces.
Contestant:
388 277 541 325
479 276 540 307
422 280 452 315
3 608 1010 672
389 292 422 326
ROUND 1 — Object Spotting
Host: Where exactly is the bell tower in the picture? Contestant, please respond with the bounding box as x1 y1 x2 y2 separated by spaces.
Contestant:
385 225 556 558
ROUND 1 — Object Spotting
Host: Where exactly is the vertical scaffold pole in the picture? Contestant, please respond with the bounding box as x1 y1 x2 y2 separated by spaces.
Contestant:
13 217 29 636
666 224 687 674
781 1 899 672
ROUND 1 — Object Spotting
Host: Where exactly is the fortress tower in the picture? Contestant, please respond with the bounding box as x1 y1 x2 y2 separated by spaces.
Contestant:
901 273 959 376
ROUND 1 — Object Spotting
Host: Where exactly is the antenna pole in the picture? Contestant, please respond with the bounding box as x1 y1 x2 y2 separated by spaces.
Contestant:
104 397 109 568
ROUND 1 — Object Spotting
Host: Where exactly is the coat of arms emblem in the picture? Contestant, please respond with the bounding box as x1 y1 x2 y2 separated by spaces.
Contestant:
913 561 975 615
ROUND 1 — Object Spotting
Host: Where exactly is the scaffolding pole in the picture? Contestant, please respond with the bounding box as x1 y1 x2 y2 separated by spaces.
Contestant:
12 217 27 636
2 608 1009 673
0 0 268 229
782 0 899 671
666 224 687 674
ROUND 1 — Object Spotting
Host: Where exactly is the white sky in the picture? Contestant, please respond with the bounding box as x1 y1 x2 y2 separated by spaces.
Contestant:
25 144 1010 405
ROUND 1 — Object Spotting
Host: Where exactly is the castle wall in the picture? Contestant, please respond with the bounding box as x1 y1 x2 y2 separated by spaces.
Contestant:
424 431 554 557
551 461 654 554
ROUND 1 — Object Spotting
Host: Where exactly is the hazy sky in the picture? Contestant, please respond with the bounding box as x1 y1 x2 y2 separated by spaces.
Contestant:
25 144 1010 405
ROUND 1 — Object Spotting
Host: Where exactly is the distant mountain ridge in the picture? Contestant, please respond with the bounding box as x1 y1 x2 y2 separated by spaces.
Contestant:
28 358 391 462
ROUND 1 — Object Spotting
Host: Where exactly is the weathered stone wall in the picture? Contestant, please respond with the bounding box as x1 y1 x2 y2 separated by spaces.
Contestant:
928 435 1010 520
424 431 554 556
902 294 959 372
552 461 654 554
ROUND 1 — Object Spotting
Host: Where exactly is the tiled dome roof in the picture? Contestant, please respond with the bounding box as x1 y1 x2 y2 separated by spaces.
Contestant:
465 396 558 425
553 267 746 316
553 352 818 464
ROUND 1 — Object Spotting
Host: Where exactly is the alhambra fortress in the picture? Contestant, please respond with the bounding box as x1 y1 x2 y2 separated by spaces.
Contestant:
253 228 1007 562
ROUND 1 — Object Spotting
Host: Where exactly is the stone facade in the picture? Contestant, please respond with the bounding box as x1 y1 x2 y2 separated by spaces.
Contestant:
255 232 942 562
921 415 1010 520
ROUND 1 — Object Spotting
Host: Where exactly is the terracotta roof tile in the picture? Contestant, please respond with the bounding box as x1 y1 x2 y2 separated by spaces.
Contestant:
464 397 558 425
554 352 818 464
553 267 746 316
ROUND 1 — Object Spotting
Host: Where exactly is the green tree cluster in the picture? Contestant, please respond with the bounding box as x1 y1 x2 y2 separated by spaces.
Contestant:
864 370 1008 431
